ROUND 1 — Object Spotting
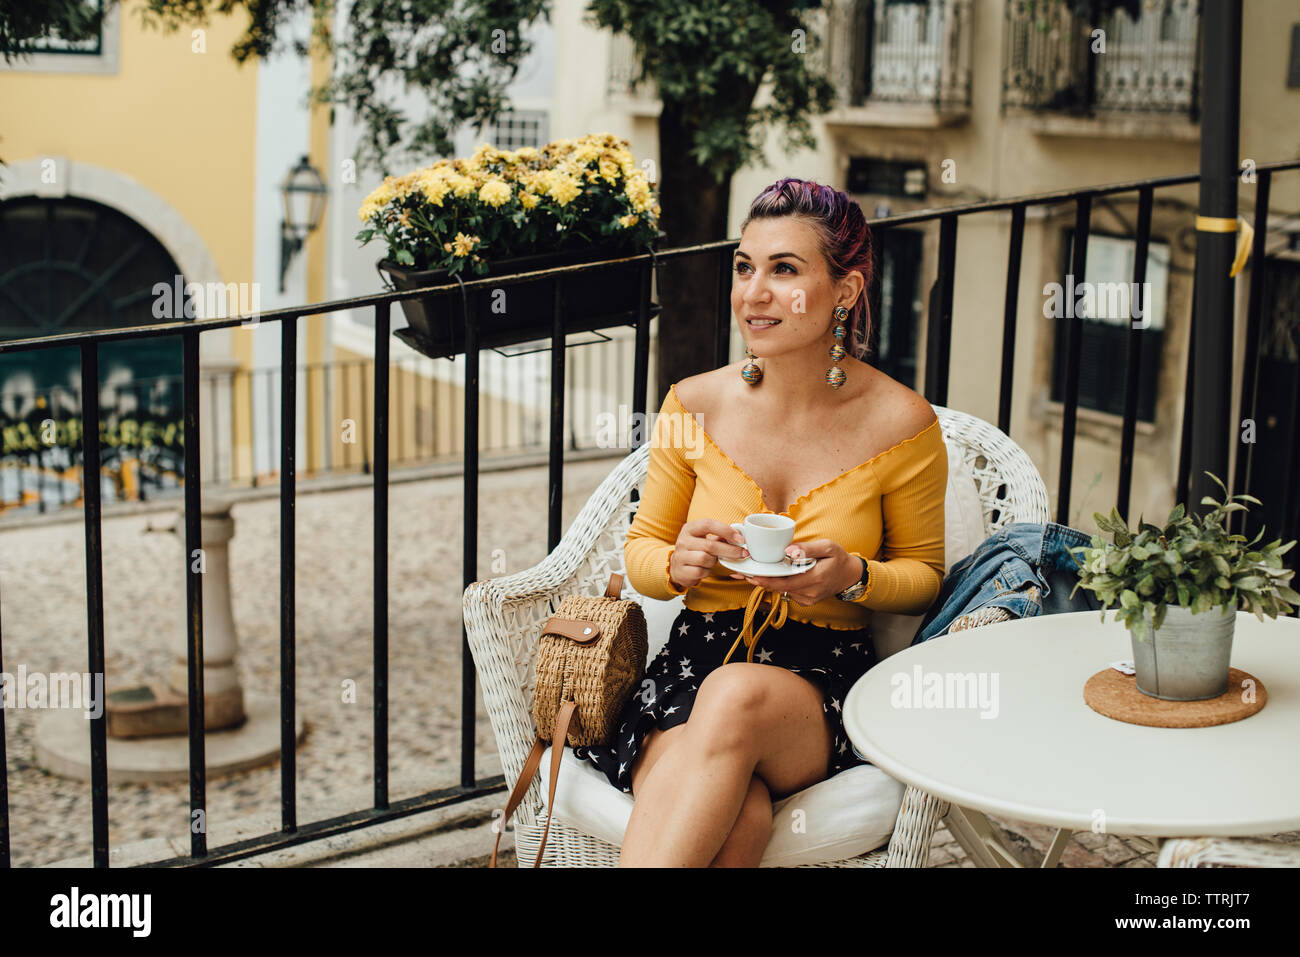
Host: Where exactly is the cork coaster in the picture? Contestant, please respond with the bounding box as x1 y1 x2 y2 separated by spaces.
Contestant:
1083 667 1266 728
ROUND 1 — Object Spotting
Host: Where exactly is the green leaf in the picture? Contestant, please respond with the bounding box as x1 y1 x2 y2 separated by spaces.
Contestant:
1120 589 1139 609
394 248 415 265
1151 603 1168 631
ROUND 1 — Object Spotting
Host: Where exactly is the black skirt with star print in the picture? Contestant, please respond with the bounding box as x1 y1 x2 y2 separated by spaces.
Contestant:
573 604 877 793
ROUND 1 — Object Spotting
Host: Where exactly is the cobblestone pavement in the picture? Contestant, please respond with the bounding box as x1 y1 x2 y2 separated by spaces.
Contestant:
0 456 621 867
2 455 1297 868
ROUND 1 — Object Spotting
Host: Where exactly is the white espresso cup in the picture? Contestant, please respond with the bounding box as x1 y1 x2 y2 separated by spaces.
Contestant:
730 513 795 564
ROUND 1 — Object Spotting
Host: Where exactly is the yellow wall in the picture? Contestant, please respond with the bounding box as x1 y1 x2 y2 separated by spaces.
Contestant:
2 11 263 483
0 14 259 290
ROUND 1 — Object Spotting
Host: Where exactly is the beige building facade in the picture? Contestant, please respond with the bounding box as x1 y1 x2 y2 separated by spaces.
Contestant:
560 0 1300 533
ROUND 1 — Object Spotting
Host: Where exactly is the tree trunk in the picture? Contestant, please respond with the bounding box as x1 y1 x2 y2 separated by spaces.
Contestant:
653 98 735 407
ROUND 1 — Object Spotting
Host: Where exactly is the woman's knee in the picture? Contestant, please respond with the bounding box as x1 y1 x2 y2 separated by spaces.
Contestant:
694 663 772 716
688 665 773 755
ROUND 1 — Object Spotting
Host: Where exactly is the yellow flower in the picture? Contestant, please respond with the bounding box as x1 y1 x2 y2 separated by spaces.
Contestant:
547 172 582 206
357 179 397 221
417 169 452 206
392 171 424 199
515 146 540 161
450 232 479 258
448 173 477 198
598 156 621 184
618 214 639 229
573 144 601 167
625 172 652 213
478 178 512 207
519 191 541 210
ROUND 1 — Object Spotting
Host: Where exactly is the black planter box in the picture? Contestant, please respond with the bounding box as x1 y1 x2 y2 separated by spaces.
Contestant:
379 243 657 358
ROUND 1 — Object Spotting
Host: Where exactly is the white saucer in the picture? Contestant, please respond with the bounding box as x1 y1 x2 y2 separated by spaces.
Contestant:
718 555 818 577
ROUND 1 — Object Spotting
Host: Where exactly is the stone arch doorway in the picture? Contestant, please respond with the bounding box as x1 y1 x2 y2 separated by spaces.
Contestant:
0 195 188 510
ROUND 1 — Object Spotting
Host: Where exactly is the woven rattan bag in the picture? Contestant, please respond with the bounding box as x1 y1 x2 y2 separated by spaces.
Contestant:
490 572 647 866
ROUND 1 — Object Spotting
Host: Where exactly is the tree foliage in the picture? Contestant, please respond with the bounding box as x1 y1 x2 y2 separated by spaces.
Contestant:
584 0 836 184
5 0 837 183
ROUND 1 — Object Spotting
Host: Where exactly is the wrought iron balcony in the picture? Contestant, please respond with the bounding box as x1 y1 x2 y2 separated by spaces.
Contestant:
820 0 974 125
1002 0 1202 117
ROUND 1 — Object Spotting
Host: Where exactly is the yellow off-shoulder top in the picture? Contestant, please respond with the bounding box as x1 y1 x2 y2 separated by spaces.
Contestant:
624 383 947 631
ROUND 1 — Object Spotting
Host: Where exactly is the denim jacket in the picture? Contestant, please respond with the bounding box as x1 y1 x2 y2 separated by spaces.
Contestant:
911 521 1101 644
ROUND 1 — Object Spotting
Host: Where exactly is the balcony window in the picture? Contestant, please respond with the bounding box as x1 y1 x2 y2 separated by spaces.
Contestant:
1049 231 1170 423
0 0 120 75
861 0 973 108
1002 0 1201 117
606 32 655 101
488 111 549 150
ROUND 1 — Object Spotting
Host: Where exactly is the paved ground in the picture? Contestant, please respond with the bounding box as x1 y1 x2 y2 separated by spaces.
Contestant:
0 455 619 867
2 454 1296 868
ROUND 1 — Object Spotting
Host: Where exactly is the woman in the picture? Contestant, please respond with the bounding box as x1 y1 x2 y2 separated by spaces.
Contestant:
574 178 948 866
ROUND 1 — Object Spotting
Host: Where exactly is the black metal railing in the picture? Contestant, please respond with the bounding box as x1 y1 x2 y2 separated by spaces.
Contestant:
1002 0 1202 117
0 334 648 514
1 158 1298 867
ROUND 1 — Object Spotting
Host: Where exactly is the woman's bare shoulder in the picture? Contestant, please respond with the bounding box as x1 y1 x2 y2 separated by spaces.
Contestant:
862 366 938 446
671 366 738 417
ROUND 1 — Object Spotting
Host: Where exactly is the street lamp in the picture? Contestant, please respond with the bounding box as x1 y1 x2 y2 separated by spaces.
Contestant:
279 155 328 293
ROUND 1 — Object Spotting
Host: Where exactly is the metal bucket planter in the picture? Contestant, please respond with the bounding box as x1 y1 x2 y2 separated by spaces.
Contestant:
1130 604 1236 701
378 243 652 358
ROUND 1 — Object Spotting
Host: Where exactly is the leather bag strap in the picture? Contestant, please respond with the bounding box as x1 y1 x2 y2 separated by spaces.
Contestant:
604 572 624 599
490 734 547 868
540 616 602 643
534 698 577 867
489 697 578 868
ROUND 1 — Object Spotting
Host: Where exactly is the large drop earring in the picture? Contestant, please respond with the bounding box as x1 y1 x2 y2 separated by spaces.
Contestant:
826 305 848 390
741 345 762 386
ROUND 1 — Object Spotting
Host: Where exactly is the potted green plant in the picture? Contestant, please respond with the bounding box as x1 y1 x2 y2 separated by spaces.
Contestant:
1069 473 1298 701
357 134 662 357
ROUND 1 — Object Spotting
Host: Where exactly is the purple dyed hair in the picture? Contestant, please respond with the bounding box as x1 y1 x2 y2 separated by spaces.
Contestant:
739 177 874 361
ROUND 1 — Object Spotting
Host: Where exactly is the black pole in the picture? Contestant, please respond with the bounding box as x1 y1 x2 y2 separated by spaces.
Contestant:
1187 0 1242 507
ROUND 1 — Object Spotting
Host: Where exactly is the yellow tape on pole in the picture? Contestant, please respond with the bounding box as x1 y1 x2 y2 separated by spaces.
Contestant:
1195 215 1239 232
1194 215 1252 277
1229 216 1254 278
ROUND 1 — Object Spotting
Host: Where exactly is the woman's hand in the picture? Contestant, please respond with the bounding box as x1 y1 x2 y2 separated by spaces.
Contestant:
730 538 863 606
669 518 750 591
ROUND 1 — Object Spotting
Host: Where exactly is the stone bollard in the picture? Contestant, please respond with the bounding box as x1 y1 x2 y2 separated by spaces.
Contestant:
107 497 247 737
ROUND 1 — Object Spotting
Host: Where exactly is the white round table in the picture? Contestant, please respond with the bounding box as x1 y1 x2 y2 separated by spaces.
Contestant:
844 610 1300 866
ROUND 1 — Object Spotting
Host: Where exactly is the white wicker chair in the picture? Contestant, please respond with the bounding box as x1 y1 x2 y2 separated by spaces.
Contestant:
1157 837 1300 867
463 404 1050 866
